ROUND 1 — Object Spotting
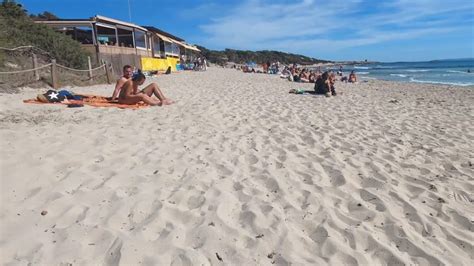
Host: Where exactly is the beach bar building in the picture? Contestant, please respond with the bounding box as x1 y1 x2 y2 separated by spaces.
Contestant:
35 15 200 74
142 26 200 71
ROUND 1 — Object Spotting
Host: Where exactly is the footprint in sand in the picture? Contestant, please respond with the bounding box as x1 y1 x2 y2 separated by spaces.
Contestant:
103 237 123 266
451 190 473 204
287 144 299 152
309 225 329 244
360 189 386 212
328 253 358 266
239 210 257 229
277 152 287 163
187 194 206 210
216 163 233 176
265 178 280 193
297 171 314 185
130 199 163 228
321 165 346 187
170 254 193 266
246 154 259 165
361 176 386 190
158 222 174 240
260 204 273 215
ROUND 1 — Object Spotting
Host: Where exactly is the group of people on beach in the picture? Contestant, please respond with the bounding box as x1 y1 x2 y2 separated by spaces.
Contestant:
111 65 174 106
237 61 359 97
179 55 208 71
281 64 358 84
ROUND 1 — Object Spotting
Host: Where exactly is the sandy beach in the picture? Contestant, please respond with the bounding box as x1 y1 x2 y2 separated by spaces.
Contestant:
1 68 473 265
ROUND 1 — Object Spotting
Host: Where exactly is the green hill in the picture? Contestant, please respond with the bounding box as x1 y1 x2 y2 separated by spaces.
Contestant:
196 46 332 66
0 0 89 68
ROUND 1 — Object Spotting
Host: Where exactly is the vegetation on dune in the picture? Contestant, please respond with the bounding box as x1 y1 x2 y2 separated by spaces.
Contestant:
196 46 332 66
0 0 89 68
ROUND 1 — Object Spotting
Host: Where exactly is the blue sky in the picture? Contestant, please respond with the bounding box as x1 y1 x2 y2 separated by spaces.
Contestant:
17 0 474 62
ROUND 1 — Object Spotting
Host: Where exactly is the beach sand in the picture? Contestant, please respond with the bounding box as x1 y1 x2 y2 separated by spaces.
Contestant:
1 68 473 265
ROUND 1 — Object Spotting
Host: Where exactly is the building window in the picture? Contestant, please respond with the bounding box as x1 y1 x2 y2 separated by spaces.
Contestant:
171 43 180 55
164 41 173 55
96 25 117 46
148 34 152 50
134 30 147 49
153 37 163 57
54 26 94 44
117 27 134 48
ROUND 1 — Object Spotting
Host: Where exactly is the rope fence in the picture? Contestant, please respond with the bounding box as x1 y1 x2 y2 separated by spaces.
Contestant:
56 63 105 72
0 63 51 74
0 46 113 90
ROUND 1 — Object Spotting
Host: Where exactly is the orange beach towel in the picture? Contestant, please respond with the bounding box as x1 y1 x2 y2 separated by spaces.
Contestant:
24 94 149 109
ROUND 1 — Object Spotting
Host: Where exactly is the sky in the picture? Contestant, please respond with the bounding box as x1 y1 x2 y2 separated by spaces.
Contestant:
17 0 474 62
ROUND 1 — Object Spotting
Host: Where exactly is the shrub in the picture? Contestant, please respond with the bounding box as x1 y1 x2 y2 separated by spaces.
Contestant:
0 0 90 68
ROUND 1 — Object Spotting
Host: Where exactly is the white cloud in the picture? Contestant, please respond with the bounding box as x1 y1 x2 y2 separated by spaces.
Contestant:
194 0 473 57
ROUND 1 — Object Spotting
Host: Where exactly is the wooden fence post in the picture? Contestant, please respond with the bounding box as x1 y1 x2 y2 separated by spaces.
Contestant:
105 62 112 84
88 56 92 80
32 53 39 81
51 59 58 89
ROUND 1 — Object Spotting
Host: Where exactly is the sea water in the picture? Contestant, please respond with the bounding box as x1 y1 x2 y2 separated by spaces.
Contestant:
343 58 474 86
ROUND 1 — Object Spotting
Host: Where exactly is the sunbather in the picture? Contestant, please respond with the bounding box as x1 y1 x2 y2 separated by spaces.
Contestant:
349 71 358 83
111 65 133 101
314 71 337 97
280 66 291 79
118 70 174 106
299 69 310 83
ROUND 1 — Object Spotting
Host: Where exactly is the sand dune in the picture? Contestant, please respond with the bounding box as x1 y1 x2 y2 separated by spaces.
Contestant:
1 68 473 265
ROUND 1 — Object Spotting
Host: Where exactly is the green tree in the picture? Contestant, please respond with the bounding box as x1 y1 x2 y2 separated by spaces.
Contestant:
0 0 89 68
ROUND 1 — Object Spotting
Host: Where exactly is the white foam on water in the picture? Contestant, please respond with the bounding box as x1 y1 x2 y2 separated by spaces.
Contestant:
374 65 394 69
409 77 474 86
390 74 408 78
357 72 369 75
406 69 429 72
354 66 370 69
447 70 467 74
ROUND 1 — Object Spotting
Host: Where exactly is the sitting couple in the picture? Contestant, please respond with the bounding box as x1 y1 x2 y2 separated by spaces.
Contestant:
111 65 174 106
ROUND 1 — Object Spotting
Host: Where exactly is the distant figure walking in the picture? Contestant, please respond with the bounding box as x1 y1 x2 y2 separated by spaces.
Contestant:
202 57 207 71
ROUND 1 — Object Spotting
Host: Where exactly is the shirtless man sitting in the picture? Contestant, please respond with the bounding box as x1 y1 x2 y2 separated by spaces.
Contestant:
118 69 174 106
111 65 133 102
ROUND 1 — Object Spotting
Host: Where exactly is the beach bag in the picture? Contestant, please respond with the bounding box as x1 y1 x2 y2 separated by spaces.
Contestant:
41 90 66 103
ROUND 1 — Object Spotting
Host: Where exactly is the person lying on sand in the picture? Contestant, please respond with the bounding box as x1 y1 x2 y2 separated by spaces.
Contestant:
111 65 134 102
118 70 174 106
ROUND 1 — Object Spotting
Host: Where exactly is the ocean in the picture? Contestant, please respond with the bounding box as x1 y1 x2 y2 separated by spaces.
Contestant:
341 58 474 86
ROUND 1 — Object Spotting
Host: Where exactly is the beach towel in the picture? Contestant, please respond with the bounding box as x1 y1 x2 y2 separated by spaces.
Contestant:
24 94 149 109
289 89 317 95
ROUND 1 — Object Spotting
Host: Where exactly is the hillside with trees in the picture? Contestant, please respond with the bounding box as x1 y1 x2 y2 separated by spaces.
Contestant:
196 46 332 66
0 0 90 69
